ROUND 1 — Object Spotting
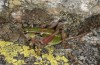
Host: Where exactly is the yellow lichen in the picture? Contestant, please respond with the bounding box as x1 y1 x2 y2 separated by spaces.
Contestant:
42 54 58 65
56 55 69 62
21 46 40 57
0 41 69 65
13 60 25 65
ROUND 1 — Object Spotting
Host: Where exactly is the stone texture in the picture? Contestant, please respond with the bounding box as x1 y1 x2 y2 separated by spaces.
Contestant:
0 1 99 65
1 0 99 20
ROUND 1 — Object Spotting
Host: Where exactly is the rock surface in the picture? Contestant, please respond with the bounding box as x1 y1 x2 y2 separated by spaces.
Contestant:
5 0 99 19
0 0 100 65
